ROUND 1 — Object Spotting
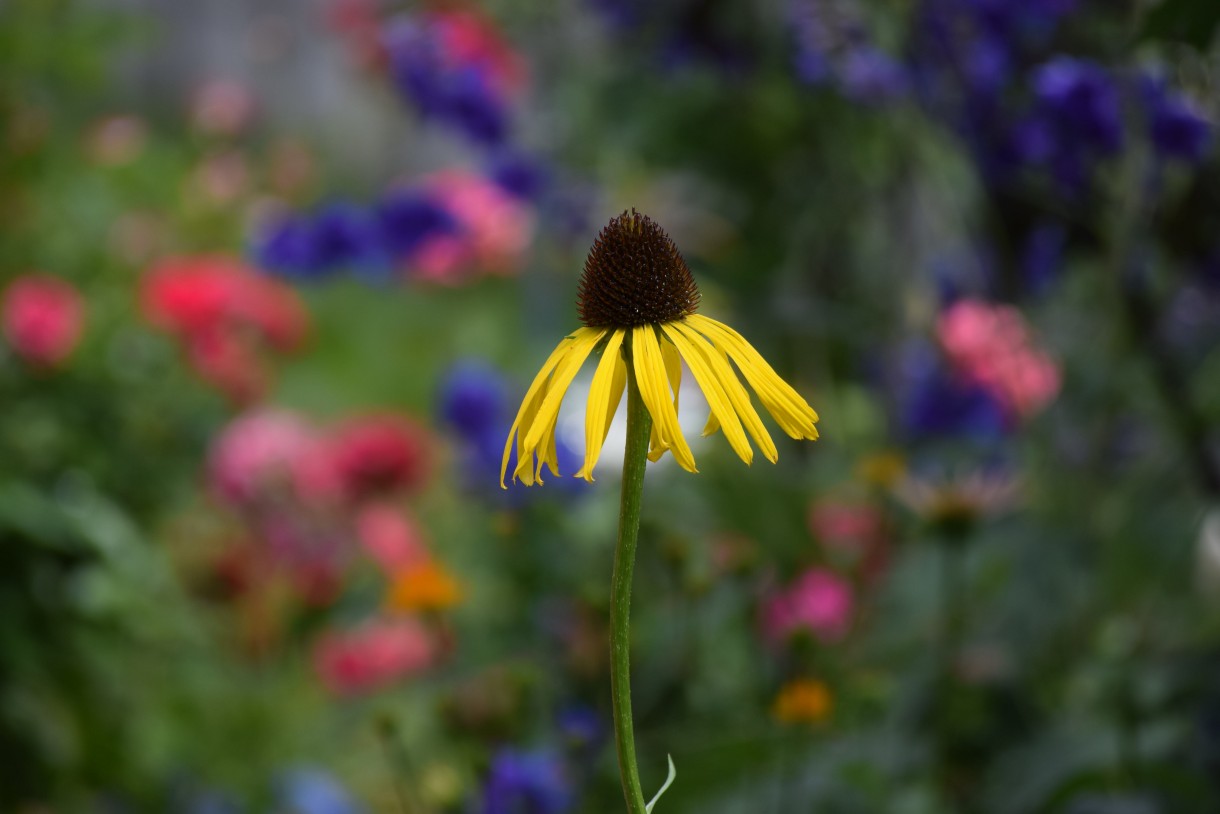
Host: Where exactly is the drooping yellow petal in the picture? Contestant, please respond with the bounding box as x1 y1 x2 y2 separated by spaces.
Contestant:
648 337 683 462
521 327 606 449
674 319 777 463
633 324 696 472
661 321 753 465
687 314 819 440
504 327 606 486
576 329 627 481
501 336 577 487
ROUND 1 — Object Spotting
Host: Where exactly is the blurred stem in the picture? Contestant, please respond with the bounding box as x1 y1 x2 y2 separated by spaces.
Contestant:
611 357 652 814
938 537 964 676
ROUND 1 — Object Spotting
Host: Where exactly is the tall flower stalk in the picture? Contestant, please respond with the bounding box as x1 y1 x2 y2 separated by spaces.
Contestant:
610 368 652 813
500 210 820 811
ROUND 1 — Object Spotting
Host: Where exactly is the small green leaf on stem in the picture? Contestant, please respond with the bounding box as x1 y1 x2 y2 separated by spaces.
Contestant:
645 755 677 814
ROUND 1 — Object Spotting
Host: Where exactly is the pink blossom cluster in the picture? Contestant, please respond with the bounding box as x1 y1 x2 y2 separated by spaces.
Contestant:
808 498 890 582
412 170 535 284
2 275 85 367
424 7 527 97
936 299 1061 421
141 255 308 403
207 408 446 695
763 568 855 644
313 617 436 696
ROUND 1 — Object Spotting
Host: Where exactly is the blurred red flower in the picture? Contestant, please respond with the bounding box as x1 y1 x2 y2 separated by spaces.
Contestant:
325 415 432 502
141 255 308 401
2 274 85 367
313 617 435 695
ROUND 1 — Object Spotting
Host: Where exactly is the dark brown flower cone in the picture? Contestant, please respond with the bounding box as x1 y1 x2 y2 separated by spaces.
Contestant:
576 209 701 328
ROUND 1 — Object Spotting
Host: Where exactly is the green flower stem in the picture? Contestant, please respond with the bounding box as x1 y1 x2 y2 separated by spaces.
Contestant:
611 356 652 814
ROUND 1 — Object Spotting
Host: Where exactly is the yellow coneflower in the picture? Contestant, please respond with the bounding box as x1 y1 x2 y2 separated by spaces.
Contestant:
385 561 462 612
501 210 819 487
772 678 833 725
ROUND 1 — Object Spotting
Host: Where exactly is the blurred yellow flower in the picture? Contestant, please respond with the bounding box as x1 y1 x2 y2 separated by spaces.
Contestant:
386 561 462 612
855 451 906 488
501 210 819 486
772 678 833 725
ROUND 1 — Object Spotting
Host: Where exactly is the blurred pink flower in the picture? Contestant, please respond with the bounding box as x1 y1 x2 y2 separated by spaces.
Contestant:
937 299 1061 420
188 150 252 206
356 504 431 573
429 8 527 96
809 500 883 551
209 409 318 506
809 498 890 581
187 329 269 404
190 79 256 136
313 617 435 695
85 115 147 166
763 568 854 644
324 415 432 502
327 0 387 71
2 275 85 367
413 170 534 283
141 255 308 400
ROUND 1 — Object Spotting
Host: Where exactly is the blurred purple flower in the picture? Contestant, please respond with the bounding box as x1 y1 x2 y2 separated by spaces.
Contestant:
1021 222 1067 294
482 749 574 814
838 47 909 103
1032 58 1123 154
1141 76 1212 163
376 191 458 263
383 13 516 146
900 345 1010 440
255 203 383 280
557 706 606 752
489 151 550 201
276 767 365 814
439 360 510 438
438 360 588 498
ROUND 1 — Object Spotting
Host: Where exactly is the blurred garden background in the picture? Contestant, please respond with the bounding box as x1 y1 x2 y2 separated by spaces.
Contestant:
4 0 1220 811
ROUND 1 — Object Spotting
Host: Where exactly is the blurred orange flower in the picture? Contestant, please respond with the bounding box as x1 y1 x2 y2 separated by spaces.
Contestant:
386 561 462 612
772 679 833 725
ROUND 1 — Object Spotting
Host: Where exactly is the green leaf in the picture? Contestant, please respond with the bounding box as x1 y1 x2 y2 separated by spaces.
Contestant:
1141 0 1220 48
645 755 677 814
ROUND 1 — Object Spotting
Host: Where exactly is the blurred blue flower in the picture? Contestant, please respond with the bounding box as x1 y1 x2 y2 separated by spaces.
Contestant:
376 191 458 262
439 360 589 499
276 767 365 814
1032 58 1123 154
1140 76 1212 163
838 47 908 104
254 203 384 281
557 706 606 753
439 360 510 438
1021 222 1067 294
183 790 243 814
482 749 574 814
441 68 512 146
490 151 550 201
384 18 512 146
900 346 1010 440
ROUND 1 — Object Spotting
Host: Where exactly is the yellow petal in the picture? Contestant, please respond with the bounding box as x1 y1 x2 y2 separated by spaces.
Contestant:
676 320 777 463
501 336 576 487
648 337 682 462
661 321 753 465
687 314 819 440
633 325 696 472
519 327 606 481
576 329 627 481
